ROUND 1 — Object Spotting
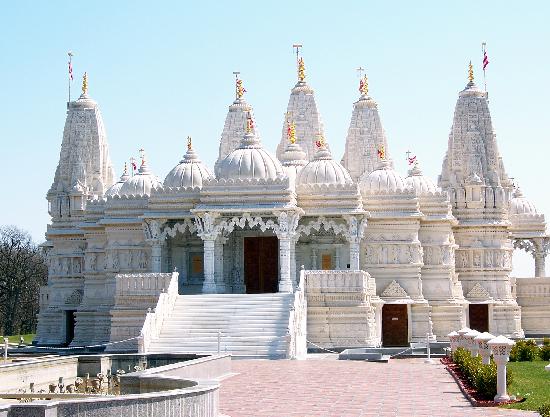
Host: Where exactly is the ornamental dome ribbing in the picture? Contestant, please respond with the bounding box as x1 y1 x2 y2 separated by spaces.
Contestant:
216 131 285 181
360 159 407 194
510 188 538 215
296 144 352 186
119 158 162 196
405 163 440 195
164 143 213 188
105 165 130 197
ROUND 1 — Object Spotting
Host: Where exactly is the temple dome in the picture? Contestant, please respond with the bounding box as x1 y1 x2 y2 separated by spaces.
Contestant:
281 142 308 189
164 143 213 188
360 159 407 194
510 188 538 215
119 157 162 196
105 165 130 197
296 144 352 186
405 163 440 195
217 131 284 181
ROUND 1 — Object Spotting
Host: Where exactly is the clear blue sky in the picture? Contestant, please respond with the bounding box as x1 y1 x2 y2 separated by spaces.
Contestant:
1 1 549 276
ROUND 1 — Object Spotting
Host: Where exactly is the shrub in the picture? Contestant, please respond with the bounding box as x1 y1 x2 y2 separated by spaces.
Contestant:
540 343 550 361
539 403 550 417
510 339 540 362
543 338 550 346
451 347 513 400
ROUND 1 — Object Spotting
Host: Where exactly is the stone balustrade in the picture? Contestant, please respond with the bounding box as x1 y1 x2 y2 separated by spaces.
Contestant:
515 278 550 336
115 273 174 297
286 269 307 360
138 272 179 353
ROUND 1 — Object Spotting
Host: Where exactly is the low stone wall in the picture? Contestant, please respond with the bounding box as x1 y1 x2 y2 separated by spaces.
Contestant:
1 354 229 417
516 277 550 336
5 381 219 417
0 356 79 393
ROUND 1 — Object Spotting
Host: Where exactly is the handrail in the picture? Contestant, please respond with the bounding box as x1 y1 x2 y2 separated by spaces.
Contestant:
138 271 179 354
286 268 307 359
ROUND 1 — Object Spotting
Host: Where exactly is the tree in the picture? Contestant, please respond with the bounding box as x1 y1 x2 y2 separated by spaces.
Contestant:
0 226 48 335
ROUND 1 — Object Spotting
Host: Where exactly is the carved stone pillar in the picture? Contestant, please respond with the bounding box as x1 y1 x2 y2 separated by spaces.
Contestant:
150 241 163 273
533 238 548 278
335 246 341 270
202 237 217 293
345 215 365 271
195 212 221 294
276 211 300 293
214 236 227 292
290 237 298 288
311 248 318 269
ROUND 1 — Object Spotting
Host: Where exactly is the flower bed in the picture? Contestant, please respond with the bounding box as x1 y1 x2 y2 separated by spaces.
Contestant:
441 351 524 407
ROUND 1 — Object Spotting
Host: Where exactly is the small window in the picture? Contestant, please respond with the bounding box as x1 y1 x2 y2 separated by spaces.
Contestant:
191 254 203 275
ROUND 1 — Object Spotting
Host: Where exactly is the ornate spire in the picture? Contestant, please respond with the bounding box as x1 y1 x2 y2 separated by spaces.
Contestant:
359 74 369 96
187 136 192 151
139 148 146 166
82 72 88 95
123 162 128 176
298 57 306 82
377 145 386 161
468 61 474 83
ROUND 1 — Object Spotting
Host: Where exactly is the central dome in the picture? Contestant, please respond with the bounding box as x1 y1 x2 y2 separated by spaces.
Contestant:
405 163 440 195
360 159 407 194
296 145 352 186
164 143 213 188
217 131 285 181
119 157 162 196
510 187 538 215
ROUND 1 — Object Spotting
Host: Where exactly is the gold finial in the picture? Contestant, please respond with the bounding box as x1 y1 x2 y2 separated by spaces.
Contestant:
315 133 325 148
287 120 296 144
82 72 88 95
123 162 128 175
377 145 386 160
298 57 306 82
236 78 245 99
139 148 146 166
359 74 369 96
187 136 192 151
245 112 254 134
468 61 474 82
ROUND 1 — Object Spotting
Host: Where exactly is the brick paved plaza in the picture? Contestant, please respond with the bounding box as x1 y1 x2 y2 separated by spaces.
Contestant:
219 356 537 417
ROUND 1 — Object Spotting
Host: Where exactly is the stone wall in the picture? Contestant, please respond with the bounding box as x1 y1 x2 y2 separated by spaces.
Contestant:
516 277 550 336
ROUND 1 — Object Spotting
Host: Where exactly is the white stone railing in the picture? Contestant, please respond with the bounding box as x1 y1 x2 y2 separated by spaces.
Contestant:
115 273 174 297
515 278 550 299
286 269 307 359
305 269 377 306
137 271 179 353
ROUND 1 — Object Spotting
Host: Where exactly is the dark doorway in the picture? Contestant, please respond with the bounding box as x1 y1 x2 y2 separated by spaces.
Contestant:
244 237 279 293
382 304 408 346
469 304 489 332
65 310 76 345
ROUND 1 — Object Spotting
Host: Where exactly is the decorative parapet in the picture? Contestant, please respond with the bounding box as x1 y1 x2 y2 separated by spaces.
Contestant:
515 278 550 300
115 273 174 297
304 269 378 306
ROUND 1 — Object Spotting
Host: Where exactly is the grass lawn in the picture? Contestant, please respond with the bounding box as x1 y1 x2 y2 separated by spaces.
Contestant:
502 360 550 411
2 333 35 344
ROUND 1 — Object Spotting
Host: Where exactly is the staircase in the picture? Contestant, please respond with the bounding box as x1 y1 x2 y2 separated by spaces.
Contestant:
147 293 294 358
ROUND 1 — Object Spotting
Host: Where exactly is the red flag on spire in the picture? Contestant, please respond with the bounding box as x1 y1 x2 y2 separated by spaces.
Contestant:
483 50 489 70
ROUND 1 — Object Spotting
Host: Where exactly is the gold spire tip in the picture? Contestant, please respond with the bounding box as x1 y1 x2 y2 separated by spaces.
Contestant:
236 77 245 99
359 74 369 96
298 57 306 82
468 61 474 82
187 136 192 151
82 72 88 95
287 120 296 144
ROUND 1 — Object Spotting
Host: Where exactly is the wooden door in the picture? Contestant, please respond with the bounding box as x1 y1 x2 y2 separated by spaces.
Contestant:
244 237 279 293
469 304 489 332
65 310 75 345
382 304 408 347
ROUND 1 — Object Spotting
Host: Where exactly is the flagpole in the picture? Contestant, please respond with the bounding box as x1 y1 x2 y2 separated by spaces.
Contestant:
482 42 487 93
68 51 73 103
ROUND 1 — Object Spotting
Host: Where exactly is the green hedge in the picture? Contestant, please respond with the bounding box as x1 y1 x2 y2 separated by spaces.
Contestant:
452 347 513 400
540 338 550 361
510 339 550 362
539 402 550 417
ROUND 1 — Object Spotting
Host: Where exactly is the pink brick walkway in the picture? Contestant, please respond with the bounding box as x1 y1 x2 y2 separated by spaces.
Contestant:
219 357 537 417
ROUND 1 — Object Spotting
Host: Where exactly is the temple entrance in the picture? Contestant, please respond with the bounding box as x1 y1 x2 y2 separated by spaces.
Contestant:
382 304 408 346
469 304 489 332
65 310 75 345
244 237 279 293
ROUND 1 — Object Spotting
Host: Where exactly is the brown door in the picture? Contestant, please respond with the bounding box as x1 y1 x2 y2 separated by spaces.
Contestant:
469 304 489 332
65 310 76 345
382 304 408 347
244 237 279 293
